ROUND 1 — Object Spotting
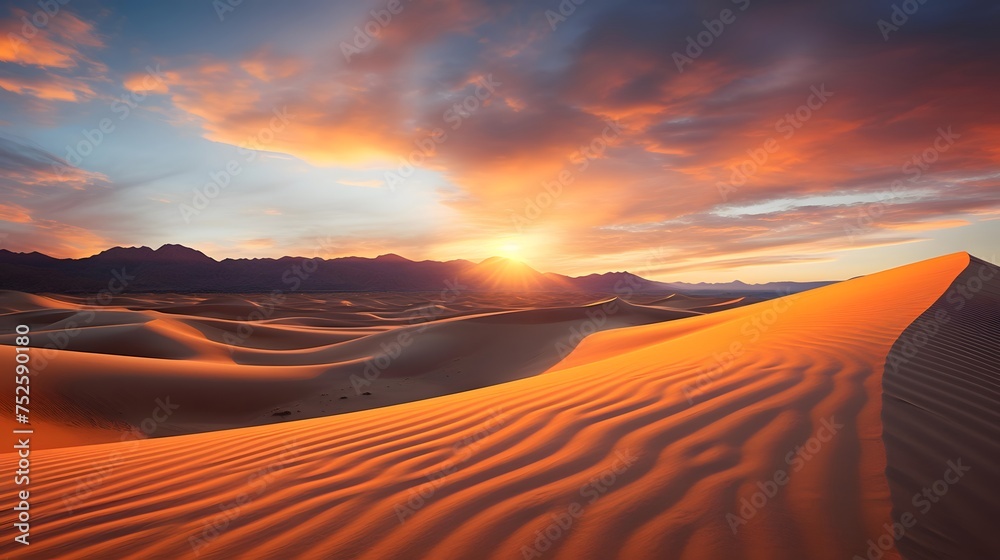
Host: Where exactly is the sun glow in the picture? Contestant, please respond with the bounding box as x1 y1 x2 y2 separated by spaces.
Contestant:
498 242 522 261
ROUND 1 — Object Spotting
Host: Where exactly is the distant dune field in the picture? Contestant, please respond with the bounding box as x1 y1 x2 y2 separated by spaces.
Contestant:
0 291 742 448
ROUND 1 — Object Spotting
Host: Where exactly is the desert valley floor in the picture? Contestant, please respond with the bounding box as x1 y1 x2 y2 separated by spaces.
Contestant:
0 252 997 559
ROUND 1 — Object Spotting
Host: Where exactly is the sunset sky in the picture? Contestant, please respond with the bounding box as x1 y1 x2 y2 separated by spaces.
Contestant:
0 0 997 282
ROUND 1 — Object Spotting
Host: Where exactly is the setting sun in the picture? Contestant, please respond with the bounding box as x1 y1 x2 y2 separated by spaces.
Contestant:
498 242 522 261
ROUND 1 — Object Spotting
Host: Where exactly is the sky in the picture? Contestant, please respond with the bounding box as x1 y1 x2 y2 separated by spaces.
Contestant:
0 0 998 282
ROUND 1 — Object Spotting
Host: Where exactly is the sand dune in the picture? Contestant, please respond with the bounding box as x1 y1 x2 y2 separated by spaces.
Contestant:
0 293 701 447
1 252 994 559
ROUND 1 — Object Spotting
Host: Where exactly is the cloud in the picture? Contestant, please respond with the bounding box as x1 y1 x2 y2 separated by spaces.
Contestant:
0 7 106 105
0 133 108 192
1 0 998 279
123 71 168 94
0 71 95 101
0 202 31 223
238 47 304 83
0 8 104 69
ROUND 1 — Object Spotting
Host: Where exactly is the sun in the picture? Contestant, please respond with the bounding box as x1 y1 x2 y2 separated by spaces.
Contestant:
498 242 522 261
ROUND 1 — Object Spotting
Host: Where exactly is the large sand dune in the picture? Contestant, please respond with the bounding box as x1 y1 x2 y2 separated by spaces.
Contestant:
0 253 996 559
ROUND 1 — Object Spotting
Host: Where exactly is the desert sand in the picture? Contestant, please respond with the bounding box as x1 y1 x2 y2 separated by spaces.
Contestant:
0 252 996 559
0 292 709 448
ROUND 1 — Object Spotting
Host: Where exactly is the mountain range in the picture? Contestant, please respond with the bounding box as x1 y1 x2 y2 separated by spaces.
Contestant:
0 244 832 294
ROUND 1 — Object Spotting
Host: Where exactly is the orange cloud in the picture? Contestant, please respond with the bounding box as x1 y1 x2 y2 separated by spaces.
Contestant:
123 71 168 94
887 219 971 232
238 48 303 82
0 9 103 69
0 73 95 101
0 202 31 223
160 55 418 166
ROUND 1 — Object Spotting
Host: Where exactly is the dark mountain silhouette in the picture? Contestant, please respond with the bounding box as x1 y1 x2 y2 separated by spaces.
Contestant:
0 245 832 294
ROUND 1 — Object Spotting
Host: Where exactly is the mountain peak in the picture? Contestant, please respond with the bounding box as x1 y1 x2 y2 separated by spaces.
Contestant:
155 244 216 262
93 245 155 258
91 244 214 263
374 253 412 263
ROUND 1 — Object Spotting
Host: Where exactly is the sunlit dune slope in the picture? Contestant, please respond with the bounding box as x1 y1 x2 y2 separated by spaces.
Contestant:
1 252 989 559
